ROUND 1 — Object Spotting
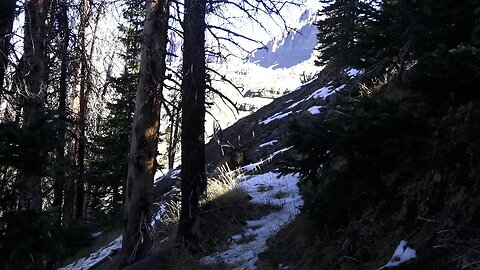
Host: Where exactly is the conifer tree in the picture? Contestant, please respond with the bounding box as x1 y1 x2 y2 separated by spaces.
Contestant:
316 0 359 66
89 0 144 218
316 0 380 67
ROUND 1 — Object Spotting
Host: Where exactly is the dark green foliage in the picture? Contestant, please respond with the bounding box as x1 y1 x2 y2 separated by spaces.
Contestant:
275 94 480 268
0 117 60 269
401 0 480 100
316 0 380 67
88 0 144 217
0 210 61 269
285 96 431 229
0 116 56 212
317 0 480 100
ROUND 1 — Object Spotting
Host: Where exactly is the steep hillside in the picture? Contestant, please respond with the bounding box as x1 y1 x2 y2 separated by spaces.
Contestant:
61 57 480 270
206 59 480 270
58 63 349 270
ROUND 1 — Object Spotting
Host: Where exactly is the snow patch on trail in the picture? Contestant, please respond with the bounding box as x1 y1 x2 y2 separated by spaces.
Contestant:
378 240 416 269
201 172 303 269
58 236 122 270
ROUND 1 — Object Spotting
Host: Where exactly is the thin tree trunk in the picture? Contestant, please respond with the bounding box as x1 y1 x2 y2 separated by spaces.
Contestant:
20 0 50 214
119 0 170 267
167 106 180 170
53 0 69 227
178 0 207 248
75 0 90 220
0 0 16 101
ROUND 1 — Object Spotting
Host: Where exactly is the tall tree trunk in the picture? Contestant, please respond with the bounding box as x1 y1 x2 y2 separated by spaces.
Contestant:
119 0 170 267
53 0 69 227
0 0 16 101
178 0 207 248
20 0 49 213
75 0 90 220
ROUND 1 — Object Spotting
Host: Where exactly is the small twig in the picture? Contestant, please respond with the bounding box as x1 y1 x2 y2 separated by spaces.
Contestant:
416 216 441 223
343 256 361 264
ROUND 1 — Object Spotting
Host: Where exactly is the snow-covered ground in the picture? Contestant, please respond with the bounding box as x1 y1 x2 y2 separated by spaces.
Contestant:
58 236 123 270
257 82 346 126
59 173 177 270
201 172 303 269
60 145 300 270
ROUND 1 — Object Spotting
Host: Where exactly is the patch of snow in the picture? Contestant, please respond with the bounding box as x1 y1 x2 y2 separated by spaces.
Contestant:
259 140 279 148
242 160 265 173
378 240 417 269
58 236 123 270
345 67 363 78
60 199 171 269
260 111 292 125
170 169 181 179
242 146 293 172
307 84 346 100
307 106 323 115
201 172 303 269
151 203 167 227
155 168 181 183
286 99 306 110
284 99 294 104
154 170 164 183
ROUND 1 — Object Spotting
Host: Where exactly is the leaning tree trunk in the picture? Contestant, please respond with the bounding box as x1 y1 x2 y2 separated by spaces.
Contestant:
0 0 16 101
178 0 207 249
119 0 170 267
20 0 49 213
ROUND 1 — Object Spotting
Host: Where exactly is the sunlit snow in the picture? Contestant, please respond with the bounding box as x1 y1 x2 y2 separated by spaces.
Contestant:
242 146 293 172
259 140 279 148
307 105 322 115
345 67 363 78
201 172 303 269
259 111 293 125
58 236 123 270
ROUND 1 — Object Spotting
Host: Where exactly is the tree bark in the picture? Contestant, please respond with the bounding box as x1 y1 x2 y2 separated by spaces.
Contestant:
0 0 16 100
119 0 170 267
167 105 180 170
75 0 88 220
178 0 207 248
20 0 49 213
53 0 69 227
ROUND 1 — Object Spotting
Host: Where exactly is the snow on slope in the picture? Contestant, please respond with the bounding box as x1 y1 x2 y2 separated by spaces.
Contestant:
378 240 417 269
201 172 303 269
204 9 320 135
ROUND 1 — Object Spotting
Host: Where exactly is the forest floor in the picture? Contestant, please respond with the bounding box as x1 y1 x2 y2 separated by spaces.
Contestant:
59 164 303 270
